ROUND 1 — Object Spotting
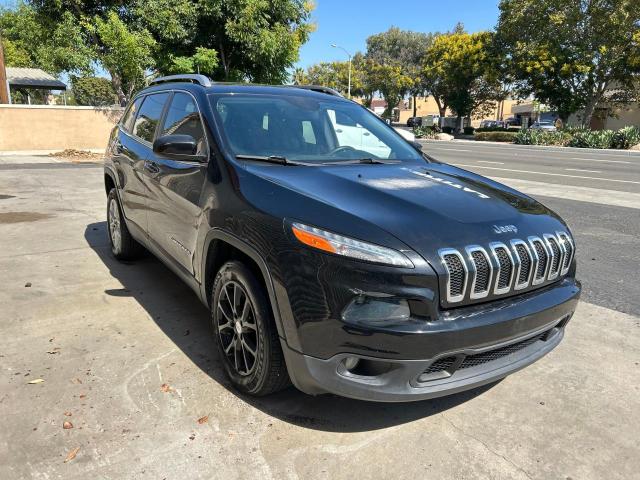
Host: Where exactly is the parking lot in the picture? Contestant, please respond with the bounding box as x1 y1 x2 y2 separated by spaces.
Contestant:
1 149 639 479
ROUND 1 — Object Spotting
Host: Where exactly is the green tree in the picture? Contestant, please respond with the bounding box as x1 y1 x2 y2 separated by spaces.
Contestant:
142 0 314 83
92 11 156 103
365 27 435 116
0 2 92 75
496 0 640 126
423 30 502 131
71 76 117 106
366 63 413 118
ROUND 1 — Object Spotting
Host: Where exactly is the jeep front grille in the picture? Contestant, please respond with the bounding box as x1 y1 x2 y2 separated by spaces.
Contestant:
438 231 574 305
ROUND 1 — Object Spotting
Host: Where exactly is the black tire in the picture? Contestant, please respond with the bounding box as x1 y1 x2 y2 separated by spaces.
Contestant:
106 188 143 260
211 261 290 396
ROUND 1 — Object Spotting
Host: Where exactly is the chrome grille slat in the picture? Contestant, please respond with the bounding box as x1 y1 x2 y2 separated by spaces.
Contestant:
544 234 562 280
438 248 468 303
465 246 493 299
489 242 515 294
529 236 549 285
511 239 533 289
439 232 573 305
557 231 574 276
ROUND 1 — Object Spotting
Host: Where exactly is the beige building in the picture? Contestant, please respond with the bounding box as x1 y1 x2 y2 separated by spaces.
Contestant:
397 96 520 127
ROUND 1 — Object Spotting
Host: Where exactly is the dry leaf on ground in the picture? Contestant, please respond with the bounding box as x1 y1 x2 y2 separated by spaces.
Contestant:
160 383 173 393
27 379 44 384
64 447 80 463
197 415 209 425
63 421 73 430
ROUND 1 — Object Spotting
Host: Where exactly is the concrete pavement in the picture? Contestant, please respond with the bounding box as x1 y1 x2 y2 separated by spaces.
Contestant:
0 155 639 479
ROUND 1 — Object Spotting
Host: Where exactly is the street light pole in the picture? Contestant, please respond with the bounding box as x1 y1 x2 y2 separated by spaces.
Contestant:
331 44 351 99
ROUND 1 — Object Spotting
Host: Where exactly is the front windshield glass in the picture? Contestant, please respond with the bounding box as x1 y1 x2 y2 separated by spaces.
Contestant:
209 93 424 164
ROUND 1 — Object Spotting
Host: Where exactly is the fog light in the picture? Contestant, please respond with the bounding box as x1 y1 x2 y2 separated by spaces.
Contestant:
342 296 411 327
343 356 360 371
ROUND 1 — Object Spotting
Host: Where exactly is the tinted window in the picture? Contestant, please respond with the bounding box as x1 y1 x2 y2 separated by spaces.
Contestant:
160 92 206 155
121 97 142 133
132 93 170 143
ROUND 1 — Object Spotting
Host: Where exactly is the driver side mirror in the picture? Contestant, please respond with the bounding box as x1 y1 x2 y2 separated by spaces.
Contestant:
410 140 423 152
153 134 203 159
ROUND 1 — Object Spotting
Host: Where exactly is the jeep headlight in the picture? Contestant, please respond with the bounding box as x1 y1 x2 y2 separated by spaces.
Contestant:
291 222 414 268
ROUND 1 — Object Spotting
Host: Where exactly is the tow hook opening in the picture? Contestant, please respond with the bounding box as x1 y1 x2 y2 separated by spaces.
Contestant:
339 357 394 377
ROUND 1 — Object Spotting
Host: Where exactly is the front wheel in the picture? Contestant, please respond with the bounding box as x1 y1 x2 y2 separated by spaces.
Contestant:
211 261 289 396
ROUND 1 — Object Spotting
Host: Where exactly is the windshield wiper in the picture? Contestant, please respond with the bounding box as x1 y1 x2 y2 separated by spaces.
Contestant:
236 154 300 166
329 158 392 165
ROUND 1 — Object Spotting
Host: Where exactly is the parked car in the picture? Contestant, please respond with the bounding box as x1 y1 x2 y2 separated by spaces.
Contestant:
105 75 580 402
504 117 522 128
393 127 416 142
530 121 557 131
407 116 422 127
479 120 505 129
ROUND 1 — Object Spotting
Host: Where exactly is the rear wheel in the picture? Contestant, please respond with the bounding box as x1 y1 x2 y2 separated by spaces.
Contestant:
211 261 289 395
107 188 142 260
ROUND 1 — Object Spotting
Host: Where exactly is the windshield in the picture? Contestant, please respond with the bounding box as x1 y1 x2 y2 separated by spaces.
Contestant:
208 93 424 164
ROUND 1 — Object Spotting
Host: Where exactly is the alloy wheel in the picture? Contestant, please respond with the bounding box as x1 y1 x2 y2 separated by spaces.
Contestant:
108 198 122 253
217 281 258 376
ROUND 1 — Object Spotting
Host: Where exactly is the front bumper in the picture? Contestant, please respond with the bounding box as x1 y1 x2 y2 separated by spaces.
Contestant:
281 279 580 402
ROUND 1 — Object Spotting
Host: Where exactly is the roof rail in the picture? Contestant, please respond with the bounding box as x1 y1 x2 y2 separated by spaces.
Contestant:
289 85 344 97
149 74 213 88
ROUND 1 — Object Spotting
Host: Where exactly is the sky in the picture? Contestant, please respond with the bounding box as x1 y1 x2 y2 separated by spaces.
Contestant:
296 0 501 68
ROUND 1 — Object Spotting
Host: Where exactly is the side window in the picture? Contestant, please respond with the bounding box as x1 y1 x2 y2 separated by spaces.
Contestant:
160 92 207 156
301 121 316 144
132 93 170 143
121 97 143 133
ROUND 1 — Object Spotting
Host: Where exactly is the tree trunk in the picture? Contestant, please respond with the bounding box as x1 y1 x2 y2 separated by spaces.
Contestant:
219 42 230 80
456 115 463 134
412 95 417 117
581 97 599 129
110 71 127 106
434 97 447 128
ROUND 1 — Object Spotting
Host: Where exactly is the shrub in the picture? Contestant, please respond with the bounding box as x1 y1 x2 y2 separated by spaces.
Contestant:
475 131 517 142
611 126 640 149
514 130 572 146
567 129 615 149
442 126 453 134
463 126 475 135
413 125 439 139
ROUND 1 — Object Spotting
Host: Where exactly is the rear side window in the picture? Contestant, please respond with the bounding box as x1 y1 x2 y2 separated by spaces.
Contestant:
121 97 142 133
160 92 207 155
132 93 170 143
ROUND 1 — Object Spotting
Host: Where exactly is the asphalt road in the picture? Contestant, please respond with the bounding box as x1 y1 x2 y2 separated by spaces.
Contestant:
0 155 638 480
422 140 640 193
423 140 640 316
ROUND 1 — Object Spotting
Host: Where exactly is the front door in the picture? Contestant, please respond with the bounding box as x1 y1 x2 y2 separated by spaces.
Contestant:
144 91 209 275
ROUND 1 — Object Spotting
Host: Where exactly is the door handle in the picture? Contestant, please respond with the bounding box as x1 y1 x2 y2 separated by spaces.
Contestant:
144 160 160 174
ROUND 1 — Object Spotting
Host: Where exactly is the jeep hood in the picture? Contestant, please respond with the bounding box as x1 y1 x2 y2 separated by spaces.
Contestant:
244 161 567 259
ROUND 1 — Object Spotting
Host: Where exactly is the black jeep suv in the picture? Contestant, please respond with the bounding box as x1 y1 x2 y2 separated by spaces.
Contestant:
104 74 580 402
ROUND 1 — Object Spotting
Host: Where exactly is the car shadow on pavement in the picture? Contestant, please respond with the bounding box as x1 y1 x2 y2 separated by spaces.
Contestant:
85 221 498 433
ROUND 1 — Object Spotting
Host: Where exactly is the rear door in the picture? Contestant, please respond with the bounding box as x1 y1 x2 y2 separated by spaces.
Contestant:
144 91 209 275
112 96 148 232
115 92 171 233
